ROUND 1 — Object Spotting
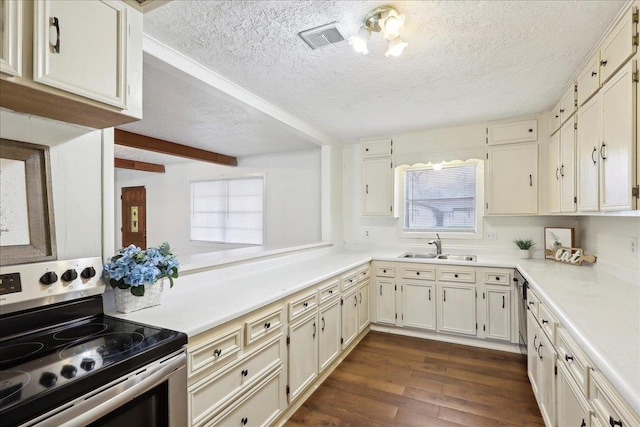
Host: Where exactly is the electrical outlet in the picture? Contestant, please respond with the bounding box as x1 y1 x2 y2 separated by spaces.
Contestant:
364 229 371 239
631 238 638 254
486 231 497 241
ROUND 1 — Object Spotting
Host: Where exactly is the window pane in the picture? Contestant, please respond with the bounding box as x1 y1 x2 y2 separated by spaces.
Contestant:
404 164 477 233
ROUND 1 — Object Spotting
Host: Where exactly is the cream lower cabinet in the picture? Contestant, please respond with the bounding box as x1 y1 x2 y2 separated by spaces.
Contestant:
287 312 318 403
557 362 591 427
375 279 397 326
357 280 370 332
527 308 556 427
437 283 477 336
318 298 340 372
402 281 436 330
341 287 359 350
481 286 511 341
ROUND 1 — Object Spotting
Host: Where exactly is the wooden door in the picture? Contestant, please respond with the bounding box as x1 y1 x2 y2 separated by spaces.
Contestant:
121 186 146 249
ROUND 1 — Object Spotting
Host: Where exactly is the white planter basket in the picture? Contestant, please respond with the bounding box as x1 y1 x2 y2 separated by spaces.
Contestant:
113 280 164 313
519 249 531 259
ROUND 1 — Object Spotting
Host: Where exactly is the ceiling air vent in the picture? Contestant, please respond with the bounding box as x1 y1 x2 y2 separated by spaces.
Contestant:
299 22 346 50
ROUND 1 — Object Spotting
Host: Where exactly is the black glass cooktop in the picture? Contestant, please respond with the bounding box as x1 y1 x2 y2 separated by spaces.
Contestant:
0 296 186 426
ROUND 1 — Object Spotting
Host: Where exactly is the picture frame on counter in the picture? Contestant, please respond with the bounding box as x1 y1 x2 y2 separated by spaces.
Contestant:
544 227 575 259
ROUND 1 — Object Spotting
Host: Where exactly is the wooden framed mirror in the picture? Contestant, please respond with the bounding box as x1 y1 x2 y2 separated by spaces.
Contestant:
0 138 57 265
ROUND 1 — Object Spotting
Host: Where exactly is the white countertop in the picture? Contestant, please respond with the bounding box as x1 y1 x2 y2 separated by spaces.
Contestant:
103 247 640 416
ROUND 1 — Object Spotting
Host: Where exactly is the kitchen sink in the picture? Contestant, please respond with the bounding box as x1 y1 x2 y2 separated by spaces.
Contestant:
398 252 438 259
398 253 477 262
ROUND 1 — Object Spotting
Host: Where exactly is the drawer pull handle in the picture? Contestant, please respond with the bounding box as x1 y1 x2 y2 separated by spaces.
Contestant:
313 321 316 338
359 292 362 303
591 147 597 165
50 17 61 54
581 419 586 427
533 334 537 349
354 295 358 306
538 342 543 360
321 316 325 331
443 290 446 302
303 302 308 308
565 354 574 362
502 295 505 309
454 274 459 278
529 174 533 187
542 319 548 325
609 416 622 427
213 349 222 357
380 285 383 296
241 369 248 377
601 142 607 160
428 289 431 301
241 417 248 425
264 322 271 329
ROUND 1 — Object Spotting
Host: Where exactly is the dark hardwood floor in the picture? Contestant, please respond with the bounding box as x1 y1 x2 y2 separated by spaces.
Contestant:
284 331 544 427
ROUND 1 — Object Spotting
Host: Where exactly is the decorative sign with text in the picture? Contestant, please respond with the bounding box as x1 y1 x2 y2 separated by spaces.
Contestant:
544 247 597 266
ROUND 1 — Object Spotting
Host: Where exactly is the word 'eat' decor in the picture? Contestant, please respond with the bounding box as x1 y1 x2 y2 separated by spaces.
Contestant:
544 247 597 266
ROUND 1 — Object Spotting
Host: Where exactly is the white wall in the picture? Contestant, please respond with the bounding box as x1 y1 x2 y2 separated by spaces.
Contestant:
0 109 104 261
577 216 640 272
115 148 322 256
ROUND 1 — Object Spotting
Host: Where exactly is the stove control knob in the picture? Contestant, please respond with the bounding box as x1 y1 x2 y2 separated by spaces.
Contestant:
81 267 96 279
39 271 58 285
61 269 78 282
39 372 58 388
60 364 78 379
80 358 96 371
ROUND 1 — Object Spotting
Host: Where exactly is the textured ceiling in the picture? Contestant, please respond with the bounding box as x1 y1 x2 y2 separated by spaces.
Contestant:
140 0 625 145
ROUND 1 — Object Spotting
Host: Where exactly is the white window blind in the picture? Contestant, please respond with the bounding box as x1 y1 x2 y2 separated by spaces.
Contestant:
190 177 264 245
404 164 477 233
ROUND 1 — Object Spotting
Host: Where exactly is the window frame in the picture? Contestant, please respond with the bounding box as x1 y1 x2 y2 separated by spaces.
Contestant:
189 174 266 246
396 160 484 240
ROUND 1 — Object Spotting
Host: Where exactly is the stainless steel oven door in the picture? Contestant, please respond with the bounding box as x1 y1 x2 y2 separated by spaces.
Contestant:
23 350 186 427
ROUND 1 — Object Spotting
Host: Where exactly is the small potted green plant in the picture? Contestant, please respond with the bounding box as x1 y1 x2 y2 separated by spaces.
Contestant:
513 238 535 259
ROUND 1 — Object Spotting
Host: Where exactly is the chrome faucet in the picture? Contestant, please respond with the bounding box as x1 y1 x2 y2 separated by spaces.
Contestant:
428 234 442 255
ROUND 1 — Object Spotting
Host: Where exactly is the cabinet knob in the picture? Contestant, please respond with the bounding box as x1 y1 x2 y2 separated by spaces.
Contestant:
365 148 369 151
601 60 608 66
555 115 559 118
241 369 248 377
609 416 622 426
416 272 420 276
542 319 548 325
264 322 271 329
454 274 459 278
495 276 500 281
213 348 222 357
591 71 597 77
528 128 533 132
565 354 574 362
383 269 387 273
560 109 565 113
241 417 248 425
303 302 308 308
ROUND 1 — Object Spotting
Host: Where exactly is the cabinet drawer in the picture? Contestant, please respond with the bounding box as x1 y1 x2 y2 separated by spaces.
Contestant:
357 265 370 283
318 280 339 304
438 267 476 283
205 366 283 427
527 288 540 319
538 303 558 344
577 51 601 106
289 291 318 321
341 273 358 290
245 308 283 346
488 119 537 145
557 328 590 392
484 271 511 286
189 337 282 426
362 138 392 158
375 265 395 278
402 266 435 281
188 327 242 378
589 370 640 427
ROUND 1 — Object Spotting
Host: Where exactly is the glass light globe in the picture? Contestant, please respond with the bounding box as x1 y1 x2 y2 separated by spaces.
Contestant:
385 37 408 57
379 10 406 40
349 27 370 55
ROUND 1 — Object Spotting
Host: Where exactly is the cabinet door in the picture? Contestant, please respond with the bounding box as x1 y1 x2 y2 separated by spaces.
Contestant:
288 312 318 402
375 279 396 326
577 93 602 211
484 287 510 341
402 282 436 330
549 132 561 213
438 283 476 336
537 330 557 427
577 51 601 106
357 281 370 332
527 310 541 397
341 288 358 350
34 0 128 108
363 158 393 217
0 0 22 77
600 4 637 83
600 60 637 211
318 299 340 373
560 118 577 213
363 138 392 158
487 119 537 145
550 102 562 135
557 363 591 427
486 143 538 214
560 83 577 125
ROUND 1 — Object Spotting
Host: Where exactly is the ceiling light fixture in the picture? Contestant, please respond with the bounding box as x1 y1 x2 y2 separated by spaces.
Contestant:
349 6 407 57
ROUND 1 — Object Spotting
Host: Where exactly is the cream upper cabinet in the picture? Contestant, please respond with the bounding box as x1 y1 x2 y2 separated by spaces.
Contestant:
362 138 392 158
550 84 577 134
577 93 603 211
600 60 637 211
34 0 128 108
599 4 638 84
487 119 537 145
362 157 394 217
560 117 577 213
549 132 561 213
486 143 538 215
0 0 22 77
577 51 601 106
402 281 436 331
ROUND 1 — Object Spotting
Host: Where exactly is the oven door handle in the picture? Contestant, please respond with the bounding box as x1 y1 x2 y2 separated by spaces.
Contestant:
33 351 186 427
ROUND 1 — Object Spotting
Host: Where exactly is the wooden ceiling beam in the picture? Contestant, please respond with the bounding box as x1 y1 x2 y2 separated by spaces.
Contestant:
114 129 238 167
115 158 166 173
